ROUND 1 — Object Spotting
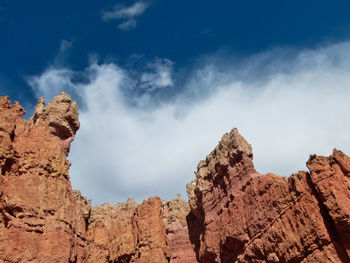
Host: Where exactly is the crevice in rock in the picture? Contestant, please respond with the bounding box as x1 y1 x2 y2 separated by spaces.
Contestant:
220 236 245 263
187 205 204 261
306 172 350 262
24 228 44 234
10 128 15 142
114 253 133 263
1 158 15 175
84 209 90 233
48 122 72 140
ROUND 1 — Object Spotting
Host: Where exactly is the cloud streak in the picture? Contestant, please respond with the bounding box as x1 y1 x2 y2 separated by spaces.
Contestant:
140 59 174 90
102 1 150 30
28 41 350 205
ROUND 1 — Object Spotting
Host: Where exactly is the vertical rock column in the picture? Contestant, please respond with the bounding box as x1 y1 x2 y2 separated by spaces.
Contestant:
0 93 90 263
131 197 171 263
162 195 197 263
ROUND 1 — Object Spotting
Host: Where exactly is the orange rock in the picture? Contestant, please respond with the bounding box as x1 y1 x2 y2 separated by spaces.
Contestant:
2 94 350 263
86 199 138 263
162 195 197 263
187 128 350 262
131 197 171 263
87 197 173 263
0 93 89 263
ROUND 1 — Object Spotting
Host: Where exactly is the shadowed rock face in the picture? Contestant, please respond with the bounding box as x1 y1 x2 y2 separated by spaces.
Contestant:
162 195 197 263
1 94 350 263
0 93 88 263
187 128 350 263
28 93 80 154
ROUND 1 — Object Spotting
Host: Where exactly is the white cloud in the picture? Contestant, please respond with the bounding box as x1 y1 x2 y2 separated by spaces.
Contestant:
140 59 174 90
29 41 350 205
102 1 149 31
118 19 137 31
28 68 75 101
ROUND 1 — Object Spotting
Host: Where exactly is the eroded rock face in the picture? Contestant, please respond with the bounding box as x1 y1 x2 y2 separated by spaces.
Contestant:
86 199 138 263
162 195 197 263
87 197 173 263
28 93 80 153
1 94 350 263
0 93 89 263
307 150 350 260
131 197 171 263
187 128 350 263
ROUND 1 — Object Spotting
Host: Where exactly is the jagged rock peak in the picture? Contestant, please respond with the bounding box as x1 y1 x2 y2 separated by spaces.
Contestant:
29 92 80 153
217 127 252 155
0 94 88 263
198 128 253 179
186 128 257 214
0 96 25 117
29 92 80 139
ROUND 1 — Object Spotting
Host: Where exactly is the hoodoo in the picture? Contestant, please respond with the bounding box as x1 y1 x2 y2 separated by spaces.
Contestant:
1 93 349 262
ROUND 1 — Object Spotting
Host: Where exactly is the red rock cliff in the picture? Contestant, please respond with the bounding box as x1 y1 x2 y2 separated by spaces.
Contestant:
0 93 89 263
187 128 350 262
1 94 350 263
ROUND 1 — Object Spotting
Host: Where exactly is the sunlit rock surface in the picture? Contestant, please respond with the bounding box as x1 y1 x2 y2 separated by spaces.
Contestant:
1 94 349 263
187 128 350 262
0 93 88 263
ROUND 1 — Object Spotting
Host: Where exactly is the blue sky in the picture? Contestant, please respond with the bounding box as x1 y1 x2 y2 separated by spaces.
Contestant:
1 1 350 204
2 0 350 103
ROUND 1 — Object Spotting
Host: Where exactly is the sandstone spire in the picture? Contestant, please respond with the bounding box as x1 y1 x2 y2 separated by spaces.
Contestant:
186 128 258 216
29 92 80 153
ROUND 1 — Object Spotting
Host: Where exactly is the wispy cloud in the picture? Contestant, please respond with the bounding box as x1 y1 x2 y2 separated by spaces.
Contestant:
28 41 350 205
102 1 150 31
140 59 174 90
118 19 137 31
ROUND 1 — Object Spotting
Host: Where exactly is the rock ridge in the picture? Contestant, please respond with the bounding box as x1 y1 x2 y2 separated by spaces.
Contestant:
1 94 350 263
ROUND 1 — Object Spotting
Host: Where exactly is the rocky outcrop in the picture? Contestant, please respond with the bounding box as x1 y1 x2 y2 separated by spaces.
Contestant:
86 197 173 263
1 94 350 263
162 195 197 263
131 197 171 263
187 128 350 263
307 150 350 259
28 93 80 154
86 198 138 262
0 93 88 263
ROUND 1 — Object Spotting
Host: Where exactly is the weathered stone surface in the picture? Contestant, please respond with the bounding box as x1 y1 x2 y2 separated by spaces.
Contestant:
87 197 173 263
307 150 350 260
2 94 350 263
28 93 80 154
0 94 89 263
131 197 171 263
162 195 197 263
187 128 350 263
86 198 138 263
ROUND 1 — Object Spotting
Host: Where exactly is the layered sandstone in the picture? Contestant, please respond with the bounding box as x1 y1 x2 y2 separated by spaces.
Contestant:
162 195 197 263
1 94 350 263
187 128 350 262
0 93 89 263
86 198 138 262
87 197 171 263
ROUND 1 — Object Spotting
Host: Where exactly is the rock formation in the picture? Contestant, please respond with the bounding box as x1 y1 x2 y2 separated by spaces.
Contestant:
86 198 138 263
0 94 88 263
162 195 197 263
1 93 350 263
187 128 350 262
